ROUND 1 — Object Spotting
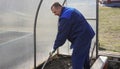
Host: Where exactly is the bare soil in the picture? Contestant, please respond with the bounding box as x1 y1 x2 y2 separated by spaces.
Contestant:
37 54 72 69
37 54 120 69
107 57 120 69
108 61 120 69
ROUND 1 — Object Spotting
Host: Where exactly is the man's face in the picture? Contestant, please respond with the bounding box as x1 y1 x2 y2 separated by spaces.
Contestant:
51 6 61 16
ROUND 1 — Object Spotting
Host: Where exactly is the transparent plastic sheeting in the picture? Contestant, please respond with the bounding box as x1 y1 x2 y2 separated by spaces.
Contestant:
36 0 96 66
0 0 96 69
35 0 65 67
0 0 40 69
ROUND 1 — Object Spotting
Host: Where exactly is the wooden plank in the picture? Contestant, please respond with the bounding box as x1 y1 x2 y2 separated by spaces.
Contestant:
91 56 108 69
99 51 120 58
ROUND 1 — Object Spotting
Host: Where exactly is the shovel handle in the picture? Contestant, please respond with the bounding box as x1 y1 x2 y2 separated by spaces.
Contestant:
42 51 54 69
52 49 56 54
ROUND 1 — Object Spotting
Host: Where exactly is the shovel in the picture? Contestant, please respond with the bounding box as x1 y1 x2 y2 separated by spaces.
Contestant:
41 49 56 69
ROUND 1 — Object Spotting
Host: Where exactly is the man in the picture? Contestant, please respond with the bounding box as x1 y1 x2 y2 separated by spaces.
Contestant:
51 2 95 69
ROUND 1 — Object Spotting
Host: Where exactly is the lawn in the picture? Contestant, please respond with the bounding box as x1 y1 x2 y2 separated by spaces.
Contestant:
99 6 120 52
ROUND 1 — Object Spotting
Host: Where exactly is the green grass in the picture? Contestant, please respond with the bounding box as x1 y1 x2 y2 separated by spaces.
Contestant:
99 6 120 52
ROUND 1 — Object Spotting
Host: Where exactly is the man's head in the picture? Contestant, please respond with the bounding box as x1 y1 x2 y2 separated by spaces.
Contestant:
51 2 62 16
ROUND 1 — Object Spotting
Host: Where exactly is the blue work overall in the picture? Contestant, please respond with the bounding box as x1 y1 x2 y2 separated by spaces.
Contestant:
53 7 95 69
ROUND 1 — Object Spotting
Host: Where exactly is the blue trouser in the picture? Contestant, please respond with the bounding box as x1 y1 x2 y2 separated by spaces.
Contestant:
71 38 91 69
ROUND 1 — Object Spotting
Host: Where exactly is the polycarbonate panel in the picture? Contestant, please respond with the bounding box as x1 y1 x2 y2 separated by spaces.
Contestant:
0 0 40 69
0 0 97 68
67 0 96 19
35 0 65 66
36 0 97 66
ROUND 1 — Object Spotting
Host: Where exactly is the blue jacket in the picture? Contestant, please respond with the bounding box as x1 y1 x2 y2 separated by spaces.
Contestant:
54 7 95 49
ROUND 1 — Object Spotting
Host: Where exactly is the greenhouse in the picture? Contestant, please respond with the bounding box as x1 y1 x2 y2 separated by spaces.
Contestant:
0 0 100 69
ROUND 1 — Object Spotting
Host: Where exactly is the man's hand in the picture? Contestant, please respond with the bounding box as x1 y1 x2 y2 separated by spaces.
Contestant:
52 49 56 54
49 49 56 56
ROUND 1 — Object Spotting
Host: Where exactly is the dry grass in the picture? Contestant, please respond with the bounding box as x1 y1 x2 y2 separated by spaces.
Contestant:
99 6 120 52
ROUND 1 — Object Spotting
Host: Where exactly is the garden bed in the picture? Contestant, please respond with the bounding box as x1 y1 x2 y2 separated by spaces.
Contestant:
37 54 72 69
37 54 120 69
